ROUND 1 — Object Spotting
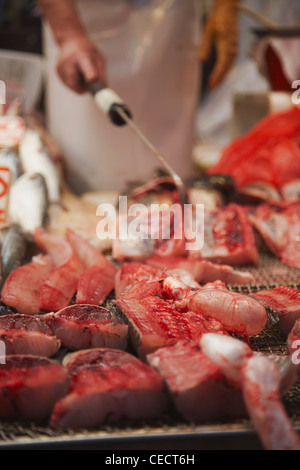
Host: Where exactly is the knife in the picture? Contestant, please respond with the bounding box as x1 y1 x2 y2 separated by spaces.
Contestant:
85 78 189 206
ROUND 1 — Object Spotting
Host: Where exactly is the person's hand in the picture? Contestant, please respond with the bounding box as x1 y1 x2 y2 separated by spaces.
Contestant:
199 0 239 89
56 35 107 94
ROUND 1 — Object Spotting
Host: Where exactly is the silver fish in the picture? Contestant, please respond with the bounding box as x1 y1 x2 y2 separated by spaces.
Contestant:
0 148 22 183
1 224 26 284
19 129 61 203
8 173 49 237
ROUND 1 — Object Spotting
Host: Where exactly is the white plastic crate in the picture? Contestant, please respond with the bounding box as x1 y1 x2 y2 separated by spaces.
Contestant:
0 49 44 112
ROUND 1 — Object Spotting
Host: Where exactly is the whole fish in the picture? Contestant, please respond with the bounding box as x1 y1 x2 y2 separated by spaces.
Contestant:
0 148 22 184
8 173 48 237
19 129 61 203
1 224 26 284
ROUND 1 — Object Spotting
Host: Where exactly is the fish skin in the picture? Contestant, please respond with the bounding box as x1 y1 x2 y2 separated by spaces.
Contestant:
251 286 300 337
8 173 49 236
0 148 22 183
44 304 128 351
1 254 53 314
1 224 27 284
19 129 61 203
34 229 83 312
0 314 61 357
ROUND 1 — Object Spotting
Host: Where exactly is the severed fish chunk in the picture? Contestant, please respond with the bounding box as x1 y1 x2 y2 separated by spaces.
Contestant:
44 305 128 351
0 314 60 357
66 229 117 306
0 356 69 423
1 254 53 314
114 262 161 299
117 279 227 360
188 204 259 267
251 286 300 336
248 202 300 269
51 349 167 430
34 229 83 312
147 341 247 423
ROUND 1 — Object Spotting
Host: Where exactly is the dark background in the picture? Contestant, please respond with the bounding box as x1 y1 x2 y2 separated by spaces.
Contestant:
0 0 42 54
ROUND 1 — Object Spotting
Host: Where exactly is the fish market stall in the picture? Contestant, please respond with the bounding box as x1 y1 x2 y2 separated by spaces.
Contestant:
0 105 298 450
0 0 300 452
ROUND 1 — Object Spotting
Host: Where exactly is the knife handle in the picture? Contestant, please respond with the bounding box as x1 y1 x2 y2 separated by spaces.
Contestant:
85 78 132 126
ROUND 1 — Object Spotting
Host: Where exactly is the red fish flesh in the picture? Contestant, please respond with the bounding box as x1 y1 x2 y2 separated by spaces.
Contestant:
0 356 69 422
115 263 161 299
146 256 255 285
34 229 83 312
248 202 300 269
66 229 117 305
147 341 247 423
0 314 60 357
208 107 300 189
116 280 227 360
242 356 300 451
51 349 167 430
1 255 53 314
188 204 259 267
115 262 203 301
44 305 128 351
172 280 267 336
251 286 300 336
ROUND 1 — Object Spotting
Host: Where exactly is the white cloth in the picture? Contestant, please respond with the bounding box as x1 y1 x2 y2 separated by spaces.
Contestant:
44 0 201 193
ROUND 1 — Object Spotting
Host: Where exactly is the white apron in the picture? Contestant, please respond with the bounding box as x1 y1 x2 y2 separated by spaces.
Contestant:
44 0 201 193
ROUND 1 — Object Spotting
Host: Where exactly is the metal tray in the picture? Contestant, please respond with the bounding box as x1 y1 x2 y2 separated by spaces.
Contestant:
0 255 299 449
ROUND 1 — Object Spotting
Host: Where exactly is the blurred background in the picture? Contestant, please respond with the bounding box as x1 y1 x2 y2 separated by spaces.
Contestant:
1 0 300 169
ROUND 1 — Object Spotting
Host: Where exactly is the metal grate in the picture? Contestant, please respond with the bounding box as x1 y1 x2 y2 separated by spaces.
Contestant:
0 255 299 447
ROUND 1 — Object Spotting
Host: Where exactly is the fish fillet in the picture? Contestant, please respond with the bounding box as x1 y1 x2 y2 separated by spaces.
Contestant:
51 349 167 430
